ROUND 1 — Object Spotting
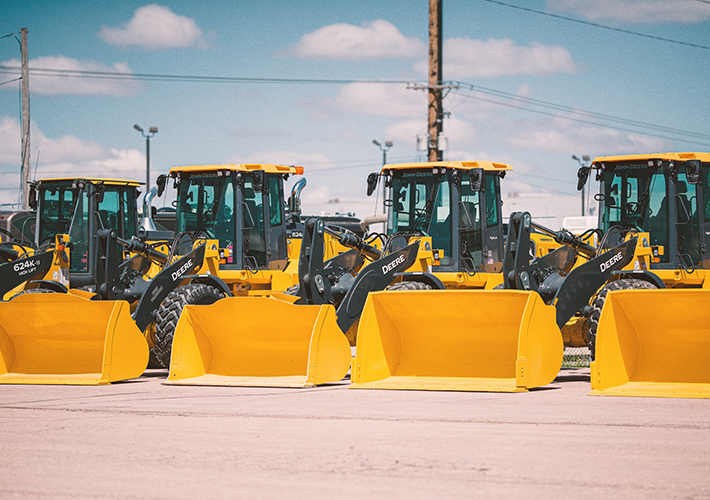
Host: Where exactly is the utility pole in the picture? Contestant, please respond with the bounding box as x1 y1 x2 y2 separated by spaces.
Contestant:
428 0 443 162
408 1 457 159
20 28 30 210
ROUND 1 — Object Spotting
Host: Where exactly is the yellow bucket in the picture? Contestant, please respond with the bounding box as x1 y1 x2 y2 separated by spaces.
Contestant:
0 293 148 385
165 297 351 387
351 289 563 392
590 289 710 399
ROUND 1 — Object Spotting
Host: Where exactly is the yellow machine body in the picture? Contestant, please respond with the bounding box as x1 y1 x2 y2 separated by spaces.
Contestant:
0 293 148 385
165 297 351 388
590 289 710 399
351 289 563 392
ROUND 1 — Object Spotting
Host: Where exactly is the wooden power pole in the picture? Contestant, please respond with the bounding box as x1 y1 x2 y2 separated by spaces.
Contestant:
20 28 30 210
428 0 443 162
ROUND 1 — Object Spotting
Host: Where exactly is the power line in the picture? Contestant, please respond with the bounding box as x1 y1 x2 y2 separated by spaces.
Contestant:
0 77 20 86
456 83 710 142
0 65 414 85
1 65 707 146
480 0 710 51
450 82 710 146
451 88 710 147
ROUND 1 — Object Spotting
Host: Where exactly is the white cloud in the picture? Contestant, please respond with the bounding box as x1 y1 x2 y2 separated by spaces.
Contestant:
325 83 424 118
286 20 426 60
414 38 577 78
0 56 140 96
0 116 148 206
547 0 710 24
99 4 208 49
506 116 669 154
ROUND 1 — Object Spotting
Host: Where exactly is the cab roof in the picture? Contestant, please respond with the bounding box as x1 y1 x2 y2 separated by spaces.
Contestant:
38 177 141 187
383 160 512 172
170 164 303 175
593 152 710 165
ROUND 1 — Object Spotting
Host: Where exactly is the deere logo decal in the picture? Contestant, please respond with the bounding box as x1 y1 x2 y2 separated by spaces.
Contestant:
172 259 194 281
382 254 406 274
600 251 623 273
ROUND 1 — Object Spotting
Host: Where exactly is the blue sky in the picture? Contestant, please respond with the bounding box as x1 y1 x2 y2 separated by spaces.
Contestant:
1 0 709 219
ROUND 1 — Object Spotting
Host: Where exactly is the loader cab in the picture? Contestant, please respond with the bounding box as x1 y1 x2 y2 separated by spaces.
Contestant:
383 162 507 273
172 165 297 271
35 178 140 286
595 155 708 270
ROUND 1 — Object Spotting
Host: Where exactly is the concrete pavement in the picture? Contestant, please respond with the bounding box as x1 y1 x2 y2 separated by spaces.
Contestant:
1 368 708 499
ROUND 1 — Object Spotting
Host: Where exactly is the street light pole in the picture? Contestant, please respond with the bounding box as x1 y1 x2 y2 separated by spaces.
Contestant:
134 124 158 188
572 155 591 216
373 140 393 215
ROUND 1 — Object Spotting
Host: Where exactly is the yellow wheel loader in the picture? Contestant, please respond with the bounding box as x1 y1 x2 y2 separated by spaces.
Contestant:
346 161 645 392
0 164 310 384
352 206 637 392
0 176 171 384
571 152 710 398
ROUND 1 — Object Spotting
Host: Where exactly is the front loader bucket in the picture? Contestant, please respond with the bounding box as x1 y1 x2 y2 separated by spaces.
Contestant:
165 297 351 388
590 289 710 399
0 294 148 385
351 290 563 392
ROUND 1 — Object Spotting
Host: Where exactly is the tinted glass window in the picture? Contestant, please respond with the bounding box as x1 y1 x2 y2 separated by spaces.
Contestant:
390 170 452 266
177 173 235 250
267 175 283 226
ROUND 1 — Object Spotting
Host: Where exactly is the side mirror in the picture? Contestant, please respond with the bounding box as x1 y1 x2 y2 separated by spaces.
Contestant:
577 166 590 191
686 159 701 184
366 172 379 196
156 174 167 196
469 168 484 191
28 183 37 210
251 171 265 192
94 183 105 204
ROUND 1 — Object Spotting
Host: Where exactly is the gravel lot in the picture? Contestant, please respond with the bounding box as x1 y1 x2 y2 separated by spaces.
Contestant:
1 368 708 499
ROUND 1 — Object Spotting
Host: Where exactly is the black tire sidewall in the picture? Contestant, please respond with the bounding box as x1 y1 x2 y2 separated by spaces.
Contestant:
153 284 224 368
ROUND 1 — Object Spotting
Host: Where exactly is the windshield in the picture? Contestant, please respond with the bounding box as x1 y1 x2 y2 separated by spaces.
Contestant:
602 164 666 253
390 169 452 265
37 182 76 243
177 173 235 251
601 163 699 263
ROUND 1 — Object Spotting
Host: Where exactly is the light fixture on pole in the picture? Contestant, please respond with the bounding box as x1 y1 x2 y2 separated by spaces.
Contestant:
134 124 158 188
573 155 591 216
372 139 393 167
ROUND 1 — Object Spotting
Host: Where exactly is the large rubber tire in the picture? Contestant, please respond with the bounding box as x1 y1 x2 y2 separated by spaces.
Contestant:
153 284 224 368
147 350 163 369
585 278 657 359
386 281 433 291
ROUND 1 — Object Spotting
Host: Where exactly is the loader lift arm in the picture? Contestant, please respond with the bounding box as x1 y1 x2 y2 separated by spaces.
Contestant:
295 218 418 321
503 212 638 329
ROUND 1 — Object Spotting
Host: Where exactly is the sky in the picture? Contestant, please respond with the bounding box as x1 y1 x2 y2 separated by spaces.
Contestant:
1 0 709 225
